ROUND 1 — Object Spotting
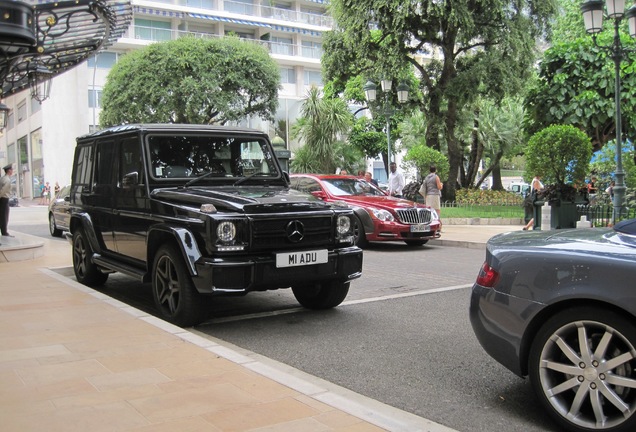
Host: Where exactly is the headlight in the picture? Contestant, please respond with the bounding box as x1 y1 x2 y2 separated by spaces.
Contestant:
430 208 439 221
216 221 236 242
336 215 351 235
369 208 394 221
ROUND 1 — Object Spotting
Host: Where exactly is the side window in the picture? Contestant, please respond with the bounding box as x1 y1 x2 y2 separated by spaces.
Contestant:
120 138 144 185
72 144 94 186
95 141 117 185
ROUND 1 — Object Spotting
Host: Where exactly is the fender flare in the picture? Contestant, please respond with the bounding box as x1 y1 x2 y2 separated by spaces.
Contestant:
351 206 374 235
70 213 103 254
147 225 202 277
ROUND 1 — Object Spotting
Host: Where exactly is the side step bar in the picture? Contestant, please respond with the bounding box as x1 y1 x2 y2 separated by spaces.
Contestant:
92 254 146 282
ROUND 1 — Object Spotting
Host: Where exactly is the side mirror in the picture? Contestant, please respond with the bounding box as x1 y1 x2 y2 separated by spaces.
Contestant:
122 172 139 188
311 190 328 200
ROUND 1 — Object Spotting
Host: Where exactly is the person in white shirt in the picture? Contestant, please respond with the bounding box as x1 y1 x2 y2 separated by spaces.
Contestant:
388 162 405 198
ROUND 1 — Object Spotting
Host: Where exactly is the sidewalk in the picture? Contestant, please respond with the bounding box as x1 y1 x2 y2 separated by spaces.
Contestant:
0 211 514 431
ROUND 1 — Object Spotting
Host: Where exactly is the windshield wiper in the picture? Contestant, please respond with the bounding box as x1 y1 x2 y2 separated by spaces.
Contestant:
233 171 271 186
183 171 226 188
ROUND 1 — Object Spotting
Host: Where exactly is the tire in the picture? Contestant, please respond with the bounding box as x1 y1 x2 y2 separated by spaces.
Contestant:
72 228 108 286
292 281 349 309
152 244 205 327
528 307 636 432
353 215 368 248
49 213 62 237
404 239 428 246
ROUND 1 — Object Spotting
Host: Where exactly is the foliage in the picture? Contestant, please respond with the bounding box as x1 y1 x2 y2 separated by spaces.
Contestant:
402 145 449 180
524 124 593 186
550 0 588 44
348 116 388 162
323 0 557 201
537 183 588 203
590 142 636 189
471 97 526 189
524 36 636 150
100 36 280 126
455 189 524 206
290 86 352 174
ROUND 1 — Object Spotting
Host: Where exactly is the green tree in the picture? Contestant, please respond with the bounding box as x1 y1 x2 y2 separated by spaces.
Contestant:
323 0 557 201
524 36 636 151
403 145 449 181
100 36 280 126
524 124 592 186
290 87 352 174
473 97 526 190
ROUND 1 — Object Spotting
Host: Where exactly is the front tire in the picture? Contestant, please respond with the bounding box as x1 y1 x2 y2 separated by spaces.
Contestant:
353 215 368 248
72 228 108 286
49 213 62 237
528 307 636 432
152 244 205 327
292 281 349 309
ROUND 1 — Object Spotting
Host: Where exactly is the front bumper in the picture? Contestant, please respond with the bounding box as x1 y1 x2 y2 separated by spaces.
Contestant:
192 246 363 294
369 220 442 242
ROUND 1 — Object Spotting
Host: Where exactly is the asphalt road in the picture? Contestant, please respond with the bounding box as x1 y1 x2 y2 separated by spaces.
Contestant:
13 213 558 432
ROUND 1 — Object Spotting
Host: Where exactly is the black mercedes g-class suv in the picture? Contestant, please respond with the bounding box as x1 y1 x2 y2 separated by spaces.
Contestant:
68 124 362 326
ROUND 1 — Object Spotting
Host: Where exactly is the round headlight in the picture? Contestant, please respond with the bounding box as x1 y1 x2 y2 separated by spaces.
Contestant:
217 221 236 242
337 215 351 235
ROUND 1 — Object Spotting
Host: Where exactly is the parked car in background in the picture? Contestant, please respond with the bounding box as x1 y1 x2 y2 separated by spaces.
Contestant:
507 181 530 196
290 174 441 247
48 185 71 237
470 219 636 432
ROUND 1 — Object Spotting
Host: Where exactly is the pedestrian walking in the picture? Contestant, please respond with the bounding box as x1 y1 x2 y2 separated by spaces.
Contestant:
0 164 15 238
388 162 405 198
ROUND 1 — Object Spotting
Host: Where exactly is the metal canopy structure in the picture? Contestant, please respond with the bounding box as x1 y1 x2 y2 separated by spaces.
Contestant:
0 0 132 97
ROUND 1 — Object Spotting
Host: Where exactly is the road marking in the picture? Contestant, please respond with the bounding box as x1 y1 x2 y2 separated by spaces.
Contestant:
201 284 473 324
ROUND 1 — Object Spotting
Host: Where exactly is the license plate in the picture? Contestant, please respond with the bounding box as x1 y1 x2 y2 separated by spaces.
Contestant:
276 250 328 268
410 224 430 233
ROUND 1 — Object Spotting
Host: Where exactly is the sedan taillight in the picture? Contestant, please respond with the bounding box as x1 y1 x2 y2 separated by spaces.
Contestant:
476 262 499 287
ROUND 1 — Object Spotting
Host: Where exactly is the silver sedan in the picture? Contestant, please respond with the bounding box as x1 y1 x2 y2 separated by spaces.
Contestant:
470 220 636 432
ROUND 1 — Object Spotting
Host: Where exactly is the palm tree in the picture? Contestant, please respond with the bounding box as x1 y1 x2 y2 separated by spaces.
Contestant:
291 86 352 174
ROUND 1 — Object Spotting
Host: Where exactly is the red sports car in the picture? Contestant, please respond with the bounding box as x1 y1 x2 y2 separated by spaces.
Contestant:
290 174 441 247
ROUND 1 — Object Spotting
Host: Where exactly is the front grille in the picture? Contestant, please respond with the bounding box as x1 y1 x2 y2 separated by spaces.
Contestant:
395 208 432 224
250 214 333 250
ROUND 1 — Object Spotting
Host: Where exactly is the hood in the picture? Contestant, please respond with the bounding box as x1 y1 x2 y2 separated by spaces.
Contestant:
152 186 336 213
336 195 427 211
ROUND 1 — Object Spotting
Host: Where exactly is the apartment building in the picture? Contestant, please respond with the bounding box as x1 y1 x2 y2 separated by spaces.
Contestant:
0 0 331 199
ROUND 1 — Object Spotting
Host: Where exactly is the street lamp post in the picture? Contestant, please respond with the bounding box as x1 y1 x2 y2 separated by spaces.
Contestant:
581 0 636 224
363 80 409 169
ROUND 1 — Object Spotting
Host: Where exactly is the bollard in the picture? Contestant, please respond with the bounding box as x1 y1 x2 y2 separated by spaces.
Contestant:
540 202 551 230
576 215 592 228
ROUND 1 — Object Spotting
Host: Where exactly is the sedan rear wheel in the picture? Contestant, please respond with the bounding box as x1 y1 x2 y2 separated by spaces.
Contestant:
529 307 636 432
49 213 62 237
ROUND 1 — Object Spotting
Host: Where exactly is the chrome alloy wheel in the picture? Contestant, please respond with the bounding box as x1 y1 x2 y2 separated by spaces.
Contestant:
536 319 636 431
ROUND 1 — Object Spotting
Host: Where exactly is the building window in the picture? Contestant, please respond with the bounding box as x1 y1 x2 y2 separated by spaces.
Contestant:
301 40 321 59
7 111 14 130
271 36 293 56
304 69 323 86
280 67 296 84
87 52 118 68
187 0 214 9
31 98 41 114
88 89 103 108
30 129 43 193
134 19 172 41
225 0 253 15
17 101 27 122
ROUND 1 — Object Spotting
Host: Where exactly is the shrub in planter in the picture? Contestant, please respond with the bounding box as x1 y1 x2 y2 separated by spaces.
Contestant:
525 124 592 187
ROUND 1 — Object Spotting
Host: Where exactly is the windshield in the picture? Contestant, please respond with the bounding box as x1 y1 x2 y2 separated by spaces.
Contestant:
147 134 279 181
322 178 387 197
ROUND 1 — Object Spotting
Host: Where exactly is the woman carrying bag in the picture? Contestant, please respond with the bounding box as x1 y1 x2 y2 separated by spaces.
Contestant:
419 165 443 216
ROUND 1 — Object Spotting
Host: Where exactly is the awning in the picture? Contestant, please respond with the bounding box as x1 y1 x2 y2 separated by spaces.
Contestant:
134 6 185 18
188 13 322 37
270 25 322 37
188 13 272 28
